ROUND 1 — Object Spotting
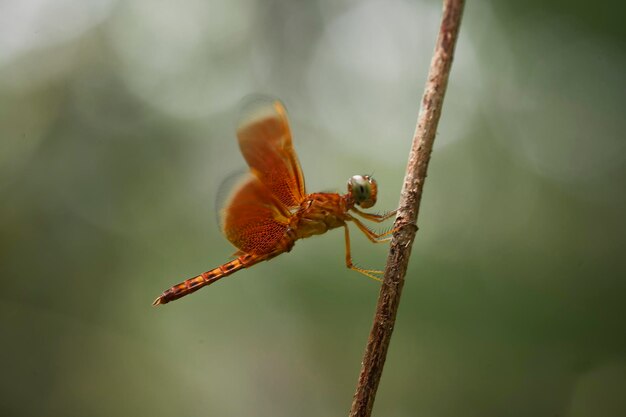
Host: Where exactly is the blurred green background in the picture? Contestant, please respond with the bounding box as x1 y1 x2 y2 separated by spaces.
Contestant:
1 0 625 416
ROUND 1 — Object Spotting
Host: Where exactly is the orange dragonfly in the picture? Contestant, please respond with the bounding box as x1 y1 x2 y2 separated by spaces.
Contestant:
153 97 396 305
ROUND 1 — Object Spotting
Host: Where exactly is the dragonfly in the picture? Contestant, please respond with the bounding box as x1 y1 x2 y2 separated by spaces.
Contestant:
153 97 396 306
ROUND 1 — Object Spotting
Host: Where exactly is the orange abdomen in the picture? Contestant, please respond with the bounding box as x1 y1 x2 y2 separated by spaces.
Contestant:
153 254 259 305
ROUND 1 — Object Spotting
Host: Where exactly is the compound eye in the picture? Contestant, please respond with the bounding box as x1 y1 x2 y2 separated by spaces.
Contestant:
348 175 375 207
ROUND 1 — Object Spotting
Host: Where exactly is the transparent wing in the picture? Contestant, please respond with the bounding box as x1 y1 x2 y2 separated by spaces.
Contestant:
236 96 306 208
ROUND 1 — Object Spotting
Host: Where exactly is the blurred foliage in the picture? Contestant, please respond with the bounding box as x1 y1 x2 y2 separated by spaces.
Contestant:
1 0 625 416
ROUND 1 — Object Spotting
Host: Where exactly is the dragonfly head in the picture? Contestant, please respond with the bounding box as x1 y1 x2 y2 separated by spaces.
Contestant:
347 175 378 209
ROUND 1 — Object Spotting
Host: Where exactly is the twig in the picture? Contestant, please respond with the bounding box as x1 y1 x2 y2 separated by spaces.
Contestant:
348 1 465 416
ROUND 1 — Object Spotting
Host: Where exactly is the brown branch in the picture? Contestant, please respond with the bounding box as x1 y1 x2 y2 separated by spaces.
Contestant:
348 1 465 416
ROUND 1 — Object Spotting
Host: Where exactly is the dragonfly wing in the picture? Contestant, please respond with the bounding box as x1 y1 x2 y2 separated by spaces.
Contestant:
237 97 306 208
221 174 290 255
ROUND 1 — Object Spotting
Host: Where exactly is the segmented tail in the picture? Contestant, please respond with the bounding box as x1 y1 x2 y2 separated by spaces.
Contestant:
152 253 261 306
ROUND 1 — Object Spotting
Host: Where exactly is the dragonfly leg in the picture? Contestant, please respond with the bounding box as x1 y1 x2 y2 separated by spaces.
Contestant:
348 215 395 243
350 207 397 223
343 224 383 282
